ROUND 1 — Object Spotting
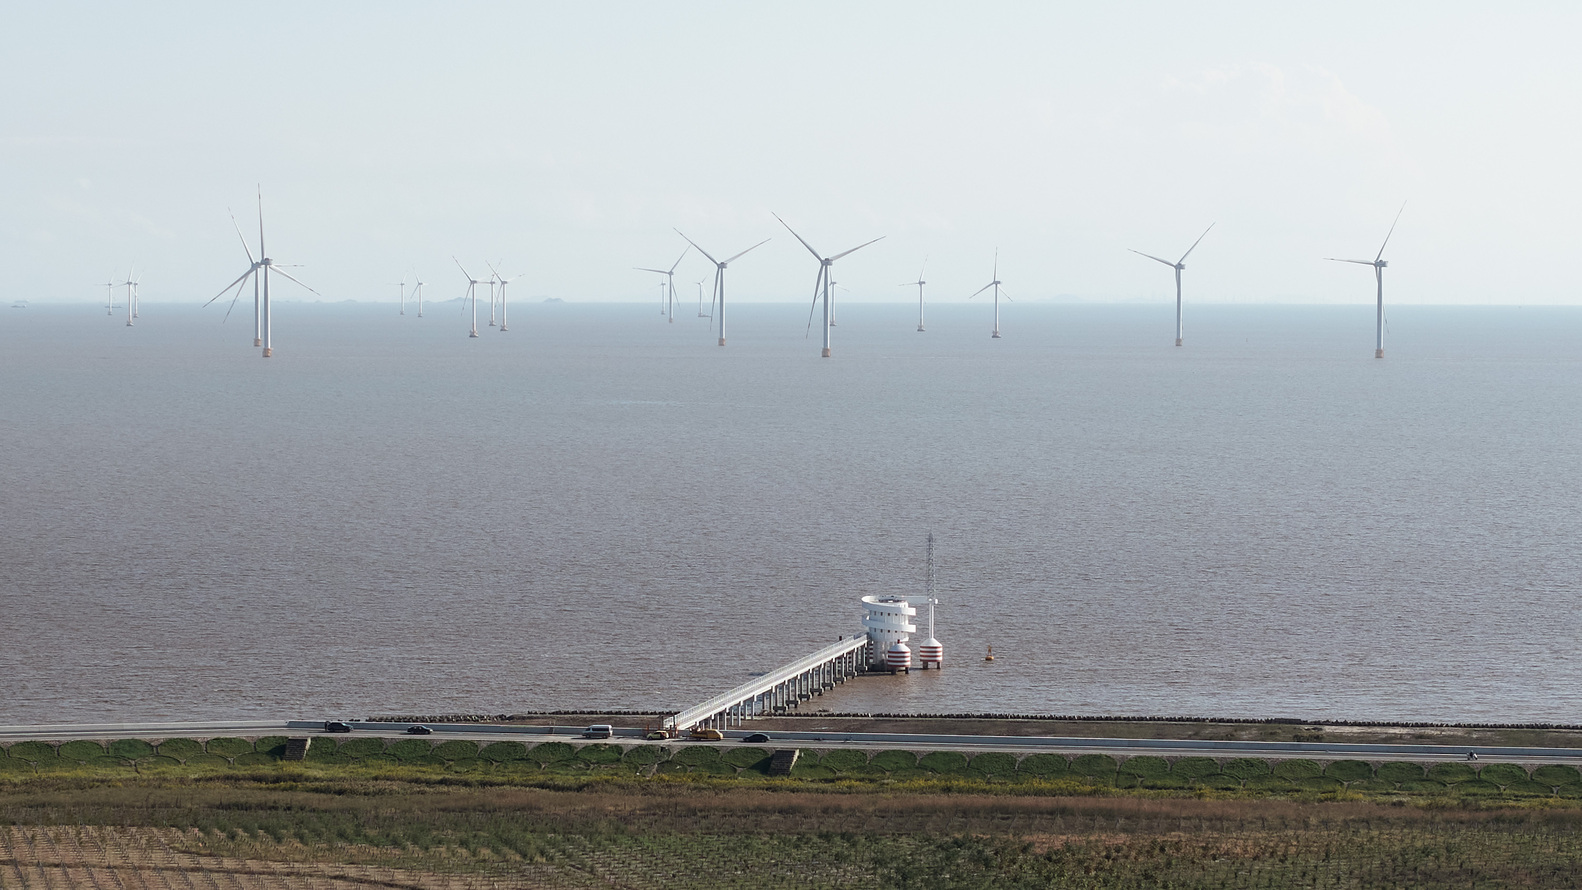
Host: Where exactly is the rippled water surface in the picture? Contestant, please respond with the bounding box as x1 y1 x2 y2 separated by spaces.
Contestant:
2 301 1579 724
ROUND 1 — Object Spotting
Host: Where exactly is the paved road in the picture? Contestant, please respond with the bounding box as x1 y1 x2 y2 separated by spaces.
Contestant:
5 719 1582 765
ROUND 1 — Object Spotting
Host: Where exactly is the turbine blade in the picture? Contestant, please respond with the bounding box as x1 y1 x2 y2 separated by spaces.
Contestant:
206 268 256 306
723 237 771 264
919 253 928 279
1324 258 1377 265
805 266 825 336
269 267 320 296
229 210 256 264
668 245 689 273
1177 222 1215 264
999 287 1013 302
221 275 250 322
772 213 823 261
453 255 474 281
1129 249 1178 267
256 186 265 260
968 282 993 299
674 229 720 266
829 235 884 262
1376 201 1406 261
633 267 670 274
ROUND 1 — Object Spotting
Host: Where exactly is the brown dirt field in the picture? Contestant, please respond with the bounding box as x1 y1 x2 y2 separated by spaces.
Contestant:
0 826 494 890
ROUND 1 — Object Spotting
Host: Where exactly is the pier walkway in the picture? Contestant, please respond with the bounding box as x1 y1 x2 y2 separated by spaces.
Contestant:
667 636 868 732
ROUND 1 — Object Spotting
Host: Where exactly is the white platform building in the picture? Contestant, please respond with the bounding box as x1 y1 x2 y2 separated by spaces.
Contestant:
861 595 917 672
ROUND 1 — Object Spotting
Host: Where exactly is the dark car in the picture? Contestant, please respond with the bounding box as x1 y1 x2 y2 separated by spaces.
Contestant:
323 721 353 733
743 732 771 743
405 725 433 735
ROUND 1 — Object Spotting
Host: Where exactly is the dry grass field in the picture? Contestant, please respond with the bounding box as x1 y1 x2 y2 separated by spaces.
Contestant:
7 771 1582 888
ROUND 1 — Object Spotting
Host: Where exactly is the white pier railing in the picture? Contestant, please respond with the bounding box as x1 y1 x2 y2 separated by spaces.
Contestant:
667 636 869 732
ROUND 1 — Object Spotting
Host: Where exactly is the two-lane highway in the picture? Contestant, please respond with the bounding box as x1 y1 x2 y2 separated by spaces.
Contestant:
4 719 1581 766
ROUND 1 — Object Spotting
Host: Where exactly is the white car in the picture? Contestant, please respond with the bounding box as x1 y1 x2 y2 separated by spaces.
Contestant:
582 724 614 739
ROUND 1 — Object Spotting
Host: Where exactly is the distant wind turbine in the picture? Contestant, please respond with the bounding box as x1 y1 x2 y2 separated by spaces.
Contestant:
487 262 523 332
634 246 689 323
900 255 928 332
773 213 883 358
968 250 1011 339
392 276 407 315
696 279 708 317
674 230 770 346
487 266 501 327
205 187 318 357
454 258 485 338
1327 202 1406 359
411 273 424 317
103 278 116 316
1130 223 1214 347
118 266 140 327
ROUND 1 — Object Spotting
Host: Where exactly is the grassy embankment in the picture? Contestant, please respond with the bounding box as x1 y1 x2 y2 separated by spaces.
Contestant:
7 736 1582 886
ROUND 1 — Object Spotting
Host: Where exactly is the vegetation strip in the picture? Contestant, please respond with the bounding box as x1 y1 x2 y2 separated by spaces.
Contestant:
5 737 1582 799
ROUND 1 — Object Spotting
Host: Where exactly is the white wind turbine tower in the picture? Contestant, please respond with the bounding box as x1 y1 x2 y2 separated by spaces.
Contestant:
206 188 318 357
117 266 140 327
968 250 1012 339
487 266 501 327
411 273 425 317
103 278 116 316
454 258 485 338
392 276 407 315
773 213 883 358
828 278 852 326
900 255 928 331
487 262 522 332
696 279 708 317
674 230 770 346
1129 223 1214 346
633 246 689 323
1326 202 1406 359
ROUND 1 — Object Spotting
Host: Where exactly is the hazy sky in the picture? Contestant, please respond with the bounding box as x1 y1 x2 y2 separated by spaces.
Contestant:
4 2 1580 305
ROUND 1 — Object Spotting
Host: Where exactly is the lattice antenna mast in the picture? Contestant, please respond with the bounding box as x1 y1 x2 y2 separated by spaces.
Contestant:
925 531 937 639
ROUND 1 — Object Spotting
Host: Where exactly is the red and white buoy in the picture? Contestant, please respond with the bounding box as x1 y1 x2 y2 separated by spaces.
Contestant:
885 640 912 672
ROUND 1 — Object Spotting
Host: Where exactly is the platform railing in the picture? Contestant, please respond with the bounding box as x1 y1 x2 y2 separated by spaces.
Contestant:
667 636 869 732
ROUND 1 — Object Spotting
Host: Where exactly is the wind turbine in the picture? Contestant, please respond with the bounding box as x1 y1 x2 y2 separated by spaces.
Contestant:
773 213 883 358
633 246 689 324
1327 203 1406 359
674 230 770 346
487 262 522 332
968 250 1012 338
454 257 485 338
1129 223 1214 346
205 187 318 357
487 266 500 327
392 276 407 315
103 278 116 316
118 266 140 326
411 273 425 317
828 278 852 326
900 255 928 332
696 279 708 317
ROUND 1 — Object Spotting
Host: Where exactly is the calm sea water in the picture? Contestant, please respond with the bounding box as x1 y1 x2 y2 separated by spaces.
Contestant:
2 299 1579 724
